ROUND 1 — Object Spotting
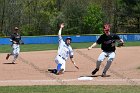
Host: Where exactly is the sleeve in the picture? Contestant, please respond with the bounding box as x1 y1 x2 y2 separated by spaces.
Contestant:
58 35 65 45
58 35 63 42
69 47 74 58
114 34 120 40
10 34 14 42
96 35 103 44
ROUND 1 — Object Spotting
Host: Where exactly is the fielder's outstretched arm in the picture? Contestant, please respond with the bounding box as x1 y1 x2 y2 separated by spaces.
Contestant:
88 42 98 50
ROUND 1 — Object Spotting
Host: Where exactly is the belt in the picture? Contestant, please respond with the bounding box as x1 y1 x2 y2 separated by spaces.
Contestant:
59 55 66 61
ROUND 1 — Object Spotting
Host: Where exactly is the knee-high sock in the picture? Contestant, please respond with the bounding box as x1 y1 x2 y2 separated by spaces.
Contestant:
12 54 18 63
103 60 113 74
96 61 102 69
57 64 62 71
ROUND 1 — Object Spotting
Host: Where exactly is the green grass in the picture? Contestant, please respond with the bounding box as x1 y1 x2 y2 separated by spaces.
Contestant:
0 85 140 93
0 41 140 53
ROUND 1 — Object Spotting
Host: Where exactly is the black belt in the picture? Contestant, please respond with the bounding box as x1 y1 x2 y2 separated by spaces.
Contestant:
59 55 66 61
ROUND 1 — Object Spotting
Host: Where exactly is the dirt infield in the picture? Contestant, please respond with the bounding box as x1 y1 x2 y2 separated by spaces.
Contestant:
0 46 140 86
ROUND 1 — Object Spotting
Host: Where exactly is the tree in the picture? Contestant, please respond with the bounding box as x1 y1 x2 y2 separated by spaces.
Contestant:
117 0 140 33
61 0 88 35
82 4 104 34
21 0 59 35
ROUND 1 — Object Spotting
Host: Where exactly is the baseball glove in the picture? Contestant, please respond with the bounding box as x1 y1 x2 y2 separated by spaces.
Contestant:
117 42 124 47
19 40 24 45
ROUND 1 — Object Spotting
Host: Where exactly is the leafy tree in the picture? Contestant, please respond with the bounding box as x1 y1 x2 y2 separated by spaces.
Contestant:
21 0 58 35
117 0 140 33
61 0 88 35
82 4 104 34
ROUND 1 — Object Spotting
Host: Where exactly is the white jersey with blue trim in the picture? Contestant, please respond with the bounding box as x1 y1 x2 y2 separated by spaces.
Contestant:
57 36 73 60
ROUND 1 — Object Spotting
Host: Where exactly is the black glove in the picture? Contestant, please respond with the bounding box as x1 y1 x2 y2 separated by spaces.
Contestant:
19 40 24 45
117 42 124 47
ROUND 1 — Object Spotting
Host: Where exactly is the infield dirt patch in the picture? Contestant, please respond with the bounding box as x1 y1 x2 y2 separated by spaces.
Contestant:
0 47 140 86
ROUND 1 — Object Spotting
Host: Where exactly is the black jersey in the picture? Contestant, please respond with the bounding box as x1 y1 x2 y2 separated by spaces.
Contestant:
10 33 21 44
96 33 120 52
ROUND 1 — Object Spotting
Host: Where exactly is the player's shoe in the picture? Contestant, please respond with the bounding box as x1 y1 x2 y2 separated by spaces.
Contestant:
56 69 64 75
101 72 110 77
6 54 10 60
53 69 57 74
48 69 57 74
12 61 16 64
91 68 99 75
11 60 16 64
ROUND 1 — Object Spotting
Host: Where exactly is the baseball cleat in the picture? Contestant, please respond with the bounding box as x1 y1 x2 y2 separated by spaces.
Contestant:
11 59 16 64
53 69 57 74
101 72 106 77
48 69 57 74
101 72 110 77
6 54 10 60
56 69 64 75
12 62 15 64
91 68 99 75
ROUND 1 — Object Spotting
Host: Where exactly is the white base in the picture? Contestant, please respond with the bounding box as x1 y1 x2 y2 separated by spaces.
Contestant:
78 77 93 80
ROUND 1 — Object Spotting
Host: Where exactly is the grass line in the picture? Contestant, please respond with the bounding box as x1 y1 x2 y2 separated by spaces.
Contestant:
0 85 140 93
0 42 140 53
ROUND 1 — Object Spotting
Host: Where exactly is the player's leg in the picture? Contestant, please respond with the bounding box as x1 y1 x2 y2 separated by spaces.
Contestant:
11 44 20 63
56 60 65 75
6 54 11 60
55 56 61 72
55 55 65 75
92 52 107 75
102 52 115 77
6 45 13 60
61 61 66 72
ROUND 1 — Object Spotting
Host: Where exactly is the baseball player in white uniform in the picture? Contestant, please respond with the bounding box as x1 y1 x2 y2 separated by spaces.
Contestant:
54 23 79 75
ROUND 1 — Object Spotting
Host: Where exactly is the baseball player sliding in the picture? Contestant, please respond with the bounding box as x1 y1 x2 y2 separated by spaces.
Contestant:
88 24 124 77
54 23 79 75
6 27 24 64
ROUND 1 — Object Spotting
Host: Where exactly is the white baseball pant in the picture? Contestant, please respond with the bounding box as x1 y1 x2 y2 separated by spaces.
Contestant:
55 55 66 72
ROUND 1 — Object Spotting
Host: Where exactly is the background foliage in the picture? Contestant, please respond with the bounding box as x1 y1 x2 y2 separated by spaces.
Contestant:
0 0 140 36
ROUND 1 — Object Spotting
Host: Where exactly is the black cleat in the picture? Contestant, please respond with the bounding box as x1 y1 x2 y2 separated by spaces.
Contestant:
101 72 110 77
56 69 64 75
91 68 99 75
6 54 10 60
48 69 57 74
53 69 57 74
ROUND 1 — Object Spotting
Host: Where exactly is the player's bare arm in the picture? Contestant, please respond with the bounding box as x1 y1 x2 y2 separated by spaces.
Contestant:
70 58 79 69
10 40 17 44
88 42 98 50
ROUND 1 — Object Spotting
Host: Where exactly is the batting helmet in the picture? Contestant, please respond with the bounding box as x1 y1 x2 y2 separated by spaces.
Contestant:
65 37 72 41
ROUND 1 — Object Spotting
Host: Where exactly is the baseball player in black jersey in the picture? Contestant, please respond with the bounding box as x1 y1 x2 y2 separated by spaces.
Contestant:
88 24 124 77
6 27 24 64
